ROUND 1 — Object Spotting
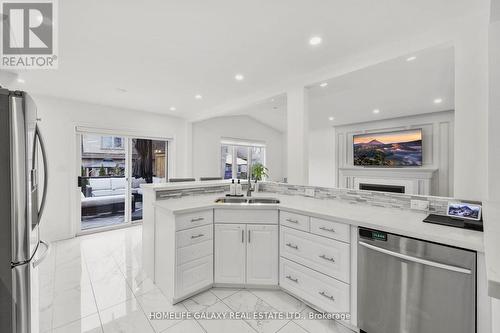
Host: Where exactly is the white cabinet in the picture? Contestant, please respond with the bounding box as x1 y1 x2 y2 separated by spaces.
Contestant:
176 255 213 298
214 223 278 286
247 225 278 285
215 224 246 284
154 208 214 303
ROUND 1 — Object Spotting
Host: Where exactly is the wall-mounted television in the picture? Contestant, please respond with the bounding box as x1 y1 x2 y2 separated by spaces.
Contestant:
353 129 422 167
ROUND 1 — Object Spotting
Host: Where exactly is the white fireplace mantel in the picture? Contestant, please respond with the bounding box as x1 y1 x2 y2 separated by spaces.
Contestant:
338 167 438 195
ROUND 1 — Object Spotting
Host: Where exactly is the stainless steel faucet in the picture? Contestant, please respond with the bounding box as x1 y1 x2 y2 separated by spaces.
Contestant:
247 176 253 197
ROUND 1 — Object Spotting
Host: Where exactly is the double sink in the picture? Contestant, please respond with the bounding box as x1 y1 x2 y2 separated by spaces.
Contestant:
215 197 280 204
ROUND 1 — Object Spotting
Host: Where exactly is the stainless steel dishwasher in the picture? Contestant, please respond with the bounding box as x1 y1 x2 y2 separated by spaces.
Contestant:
357 227 476 333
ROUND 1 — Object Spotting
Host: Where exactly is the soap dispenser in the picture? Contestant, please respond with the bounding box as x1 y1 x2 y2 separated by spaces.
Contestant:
230 179 236 196
236 179 243 196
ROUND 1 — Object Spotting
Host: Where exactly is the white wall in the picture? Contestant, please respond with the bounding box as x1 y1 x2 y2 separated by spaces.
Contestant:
191 115 284 181
454 14 489 201
488 6 500 331
331 111 454 197
489 20 500 204
308 127 336 187
34 95 190 242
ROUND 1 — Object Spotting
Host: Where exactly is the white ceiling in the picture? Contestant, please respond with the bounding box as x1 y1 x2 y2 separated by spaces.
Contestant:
308 45 455 129
227 94 287 132
7 1 479 121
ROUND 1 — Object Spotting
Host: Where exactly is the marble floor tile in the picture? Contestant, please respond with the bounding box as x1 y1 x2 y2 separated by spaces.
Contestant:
182 290 219 312
277 321 309 333
209 287 241 300
293 306 354 333
224 290 289 333
91 274 135 311
52 284 98 329
52 313 103 333
136 289 186 332
250 289 306 313
100 299 154 333
196 301 256 333
160 320 205 333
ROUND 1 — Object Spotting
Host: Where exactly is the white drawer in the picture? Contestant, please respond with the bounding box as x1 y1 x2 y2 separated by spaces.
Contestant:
175 209 213 231
279 211 310 231
310 217 350 243
176 224 213 248
177 240 213 266
280 257 349 314
175 255 213 299
280 226 350 283
214 209 278 224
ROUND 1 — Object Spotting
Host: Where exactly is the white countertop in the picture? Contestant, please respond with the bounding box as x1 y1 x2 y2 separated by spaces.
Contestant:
154 192 485 253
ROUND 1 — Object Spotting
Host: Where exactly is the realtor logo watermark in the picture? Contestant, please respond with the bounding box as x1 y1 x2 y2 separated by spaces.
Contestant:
1 0 58 68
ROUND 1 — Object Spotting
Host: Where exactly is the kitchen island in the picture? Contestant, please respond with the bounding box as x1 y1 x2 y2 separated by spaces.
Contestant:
140 181 491 332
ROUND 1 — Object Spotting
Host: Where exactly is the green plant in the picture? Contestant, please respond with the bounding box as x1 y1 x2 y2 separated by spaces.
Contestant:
251 163 268 181
98 164 106 176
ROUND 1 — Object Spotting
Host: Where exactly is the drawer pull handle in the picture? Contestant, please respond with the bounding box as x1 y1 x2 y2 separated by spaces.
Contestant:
319 291 335 301
286 243 298 250
319 226 335 233
190 217 204 222
191 234 204 239
285 218 299 223
286 275 298 283
319 254 335 262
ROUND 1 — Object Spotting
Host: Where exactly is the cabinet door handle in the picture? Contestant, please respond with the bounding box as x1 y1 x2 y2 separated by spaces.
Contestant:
319 254 335 262
242 229 244 243
319 226 335 233
248 230 251 243
286 275 298 283
286 243 298 250
190 217 204 222
191 234 204 239
286 218 299 224
319 291 335 301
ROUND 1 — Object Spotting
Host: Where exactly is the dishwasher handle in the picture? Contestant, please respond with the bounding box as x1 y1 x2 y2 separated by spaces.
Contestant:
358 241 472 274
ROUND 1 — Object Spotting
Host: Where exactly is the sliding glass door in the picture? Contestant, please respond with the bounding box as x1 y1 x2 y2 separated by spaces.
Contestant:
78 133 168 232
130 138 167 222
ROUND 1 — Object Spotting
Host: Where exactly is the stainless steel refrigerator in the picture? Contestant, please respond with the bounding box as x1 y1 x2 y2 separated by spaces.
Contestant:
0 88 49 333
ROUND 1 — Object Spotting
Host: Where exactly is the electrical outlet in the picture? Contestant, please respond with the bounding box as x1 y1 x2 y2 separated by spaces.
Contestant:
410 199 429 211
305 188 315 197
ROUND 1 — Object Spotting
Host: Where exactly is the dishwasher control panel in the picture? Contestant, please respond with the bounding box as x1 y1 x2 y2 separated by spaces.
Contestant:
359 228 387 241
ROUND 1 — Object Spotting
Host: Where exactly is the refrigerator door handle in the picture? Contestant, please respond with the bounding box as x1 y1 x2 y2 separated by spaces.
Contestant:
32 240 50 268
34 125 48 221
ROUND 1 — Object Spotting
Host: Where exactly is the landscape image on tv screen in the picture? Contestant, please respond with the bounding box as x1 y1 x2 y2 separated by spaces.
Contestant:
353 129 422 167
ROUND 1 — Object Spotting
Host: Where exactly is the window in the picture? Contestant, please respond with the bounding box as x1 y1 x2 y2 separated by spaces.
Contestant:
101 136 124 149
220 141 266 180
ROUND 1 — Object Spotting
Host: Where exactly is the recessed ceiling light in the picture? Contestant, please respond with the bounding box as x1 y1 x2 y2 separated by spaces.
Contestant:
273 106 278 110
406 56 417 62
319 82 328 87
309 36 322 46
16 78 25 83
271 98 275 102
234 74 244 81
372 109 380 114
169 106 176 111
434 98 443 104
116 88 127 93
328 116 335 121
195 94 202 100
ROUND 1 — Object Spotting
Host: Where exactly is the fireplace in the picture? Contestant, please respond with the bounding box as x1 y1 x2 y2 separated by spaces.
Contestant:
359 183 405 193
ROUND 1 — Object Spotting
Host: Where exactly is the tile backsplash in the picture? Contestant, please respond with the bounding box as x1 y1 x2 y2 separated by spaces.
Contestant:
259 182 454 215
154 181 473 215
